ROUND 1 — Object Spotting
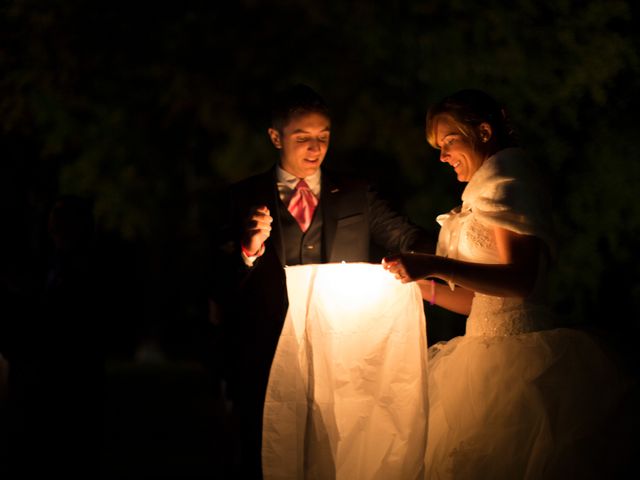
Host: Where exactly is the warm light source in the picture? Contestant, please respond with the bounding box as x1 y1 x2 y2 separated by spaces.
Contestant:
262 262 429 480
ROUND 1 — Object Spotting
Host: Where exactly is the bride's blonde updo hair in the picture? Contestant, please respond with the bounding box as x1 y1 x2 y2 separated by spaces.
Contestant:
426 89 517 154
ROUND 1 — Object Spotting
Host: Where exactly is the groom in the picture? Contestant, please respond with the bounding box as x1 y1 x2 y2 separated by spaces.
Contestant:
213 84 432 478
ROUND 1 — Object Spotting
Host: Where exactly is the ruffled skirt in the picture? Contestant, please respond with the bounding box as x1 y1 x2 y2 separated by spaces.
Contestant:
425 328 638 480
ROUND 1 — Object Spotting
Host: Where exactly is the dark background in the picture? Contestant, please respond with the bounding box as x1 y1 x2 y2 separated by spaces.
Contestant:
1 0 639 478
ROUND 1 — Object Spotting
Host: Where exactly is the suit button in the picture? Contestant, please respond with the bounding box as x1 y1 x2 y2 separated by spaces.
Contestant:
304 244 315 250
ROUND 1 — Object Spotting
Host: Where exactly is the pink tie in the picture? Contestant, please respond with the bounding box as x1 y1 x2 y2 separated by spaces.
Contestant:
288 179 318 232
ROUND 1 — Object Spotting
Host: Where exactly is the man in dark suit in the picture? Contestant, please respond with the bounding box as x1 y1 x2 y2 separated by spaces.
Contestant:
213 84 431 478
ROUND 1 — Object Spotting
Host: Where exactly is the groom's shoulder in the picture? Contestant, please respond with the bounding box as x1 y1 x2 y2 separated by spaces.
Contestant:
322 168 371 192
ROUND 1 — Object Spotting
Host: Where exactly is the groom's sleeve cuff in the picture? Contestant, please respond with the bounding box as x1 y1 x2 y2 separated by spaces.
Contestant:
241 243 265 267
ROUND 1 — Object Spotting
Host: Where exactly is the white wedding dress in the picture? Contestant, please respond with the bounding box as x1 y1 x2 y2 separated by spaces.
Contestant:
425 148 636 479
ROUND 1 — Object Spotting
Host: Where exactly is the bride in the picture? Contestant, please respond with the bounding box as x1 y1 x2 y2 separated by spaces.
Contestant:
384 89 637 479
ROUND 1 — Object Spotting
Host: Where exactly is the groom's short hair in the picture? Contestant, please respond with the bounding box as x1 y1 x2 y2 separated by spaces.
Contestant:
270 84 330 132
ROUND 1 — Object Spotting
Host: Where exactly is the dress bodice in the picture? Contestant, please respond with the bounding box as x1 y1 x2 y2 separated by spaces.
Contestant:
436 148 555 337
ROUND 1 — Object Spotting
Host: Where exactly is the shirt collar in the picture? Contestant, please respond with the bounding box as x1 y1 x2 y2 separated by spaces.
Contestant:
276 164 321 197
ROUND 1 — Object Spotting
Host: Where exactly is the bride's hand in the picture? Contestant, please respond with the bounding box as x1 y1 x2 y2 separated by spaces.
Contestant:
382 253 433 283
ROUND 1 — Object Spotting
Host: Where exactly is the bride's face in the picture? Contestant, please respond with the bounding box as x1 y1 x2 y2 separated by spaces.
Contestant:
434 116 485 182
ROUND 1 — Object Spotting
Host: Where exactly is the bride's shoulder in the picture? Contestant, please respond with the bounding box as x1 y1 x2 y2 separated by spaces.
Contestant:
464 148 543 203
479 148 531 183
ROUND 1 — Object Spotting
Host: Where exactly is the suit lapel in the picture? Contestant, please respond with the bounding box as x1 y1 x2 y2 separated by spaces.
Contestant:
321 173 340 262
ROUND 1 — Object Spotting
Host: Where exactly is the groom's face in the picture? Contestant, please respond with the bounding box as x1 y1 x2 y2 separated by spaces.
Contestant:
269 112 331 178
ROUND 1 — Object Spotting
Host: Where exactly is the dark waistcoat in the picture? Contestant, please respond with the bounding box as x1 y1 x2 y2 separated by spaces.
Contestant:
277 198 323 265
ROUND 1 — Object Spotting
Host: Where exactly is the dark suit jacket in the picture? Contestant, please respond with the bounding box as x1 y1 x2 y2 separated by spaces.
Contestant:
211 166 431 473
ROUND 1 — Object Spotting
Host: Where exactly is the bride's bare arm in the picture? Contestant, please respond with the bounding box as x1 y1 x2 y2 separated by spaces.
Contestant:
385 227 543 298
417 280 474 315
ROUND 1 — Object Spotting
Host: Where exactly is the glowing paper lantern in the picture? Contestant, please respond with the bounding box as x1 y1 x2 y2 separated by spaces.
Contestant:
262 263 428 480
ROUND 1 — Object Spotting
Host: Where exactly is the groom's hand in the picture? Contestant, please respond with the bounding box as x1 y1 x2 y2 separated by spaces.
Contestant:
241 205 272 257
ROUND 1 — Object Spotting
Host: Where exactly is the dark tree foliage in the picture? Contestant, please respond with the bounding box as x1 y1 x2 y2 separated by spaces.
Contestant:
1 0 639 342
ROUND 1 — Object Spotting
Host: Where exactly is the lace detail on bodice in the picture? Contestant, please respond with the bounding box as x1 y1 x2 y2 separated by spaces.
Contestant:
466 295 552 336
436 204 501 265
464 217 495 252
